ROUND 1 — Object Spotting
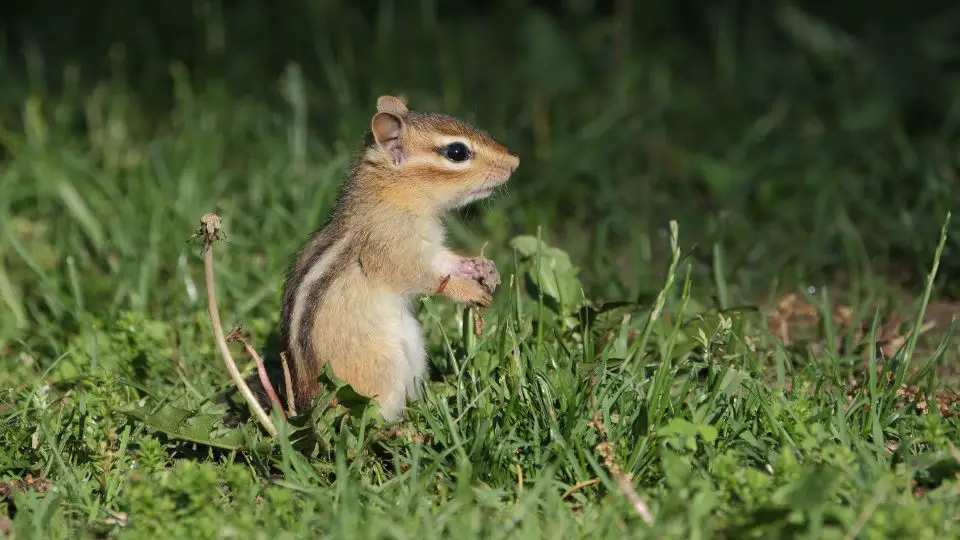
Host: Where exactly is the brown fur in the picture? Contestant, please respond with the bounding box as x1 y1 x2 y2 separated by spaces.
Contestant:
279 95 519 419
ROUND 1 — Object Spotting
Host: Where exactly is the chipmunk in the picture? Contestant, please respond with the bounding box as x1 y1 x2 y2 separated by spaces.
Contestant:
279 95 519 421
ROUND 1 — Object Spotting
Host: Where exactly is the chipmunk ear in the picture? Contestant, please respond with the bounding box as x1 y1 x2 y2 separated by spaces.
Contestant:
371 111 405 165
376 95 408 115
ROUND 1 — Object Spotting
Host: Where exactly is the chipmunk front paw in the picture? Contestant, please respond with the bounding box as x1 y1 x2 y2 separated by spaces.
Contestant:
457 257 500 294
470 282 494 308
439 275 493 308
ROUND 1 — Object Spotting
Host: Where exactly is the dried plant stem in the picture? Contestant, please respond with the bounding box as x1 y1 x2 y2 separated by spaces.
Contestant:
469 243 494 339
561 478 600 499
197 214 277 437
227 327 285 418
616 474 653 526
592 411 654 526
280 352 297 417
472 308 485 338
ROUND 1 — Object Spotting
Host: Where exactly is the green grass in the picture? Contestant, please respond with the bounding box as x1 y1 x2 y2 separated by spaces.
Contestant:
1 2 960 538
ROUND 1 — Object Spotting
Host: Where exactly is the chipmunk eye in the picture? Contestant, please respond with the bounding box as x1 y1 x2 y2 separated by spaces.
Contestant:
440 142 471 163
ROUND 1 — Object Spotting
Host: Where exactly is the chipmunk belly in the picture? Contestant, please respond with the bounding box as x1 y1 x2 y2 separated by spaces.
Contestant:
308 266 425 421
399 302 427 398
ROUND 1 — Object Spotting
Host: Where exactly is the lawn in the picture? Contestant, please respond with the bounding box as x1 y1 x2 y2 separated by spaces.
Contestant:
1 2 959 538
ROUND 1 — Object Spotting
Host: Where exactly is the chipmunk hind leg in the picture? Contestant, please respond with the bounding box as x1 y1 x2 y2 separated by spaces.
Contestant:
330 342 409 422
315 280 412 422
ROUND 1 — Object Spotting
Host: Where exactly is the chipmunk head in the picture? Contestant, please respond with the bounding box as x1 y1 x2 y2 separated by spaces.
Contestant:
361 95 520 213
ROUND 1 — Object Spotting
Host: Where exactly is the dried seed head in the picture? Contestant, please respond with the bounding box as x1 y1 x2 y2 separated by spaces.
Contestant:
192 213 227 248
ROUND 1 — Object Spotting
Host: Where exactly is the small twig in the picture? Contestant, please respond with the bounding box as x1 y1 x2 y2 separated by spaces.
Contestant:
195 213 277 437
436 275 451 294
471 242 492 339
561 478 600 499
279 351 297 417
226 326 285 419
516 462 523 492
473 308 485 338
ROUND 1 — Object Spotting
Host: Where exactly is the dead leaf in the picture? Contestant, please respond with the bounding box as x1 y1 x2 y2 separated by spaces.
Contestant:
0 474 51 499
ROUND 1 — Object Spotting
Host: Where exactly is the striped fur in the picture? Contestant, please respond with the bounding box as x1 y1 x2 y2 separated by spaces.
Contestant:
278 225 349 409
277 95 519 420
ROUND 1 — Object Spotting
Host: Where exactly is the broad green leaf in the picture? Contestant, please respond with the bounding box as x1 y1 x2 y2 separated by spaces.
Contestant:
509 235 584 314
121 402 246 450
317 362 380 421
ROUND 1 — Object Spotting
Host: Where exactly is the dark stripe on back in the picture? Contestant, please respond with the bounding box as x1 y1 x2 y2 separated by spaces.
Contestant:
279 227 344 357
295 243 352 387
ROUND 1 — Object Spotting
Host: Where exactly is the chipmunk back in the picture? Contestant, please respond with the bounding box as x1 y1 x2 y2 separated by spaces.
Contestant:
279 95 519 420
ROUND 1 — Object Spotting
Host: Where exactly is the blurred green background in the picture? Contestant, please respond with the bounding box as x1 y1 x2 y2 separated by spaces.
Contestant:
0 0 958 350
1 3 959 537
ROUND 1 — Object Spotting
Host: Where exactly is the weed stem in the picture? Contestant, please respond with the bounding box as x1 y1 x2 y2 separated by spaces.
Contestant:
280 351 297 417
196 213 277 437
226 326 285 419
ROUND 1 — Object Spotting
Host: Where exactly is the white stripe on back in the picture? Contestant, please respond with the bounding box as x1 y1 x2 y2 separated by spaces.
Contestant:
288 234 351 361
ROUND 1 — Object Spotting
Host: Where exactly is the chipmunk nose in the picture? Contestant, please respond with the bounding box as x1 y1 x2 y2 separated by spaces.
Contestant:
508 153 520 173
